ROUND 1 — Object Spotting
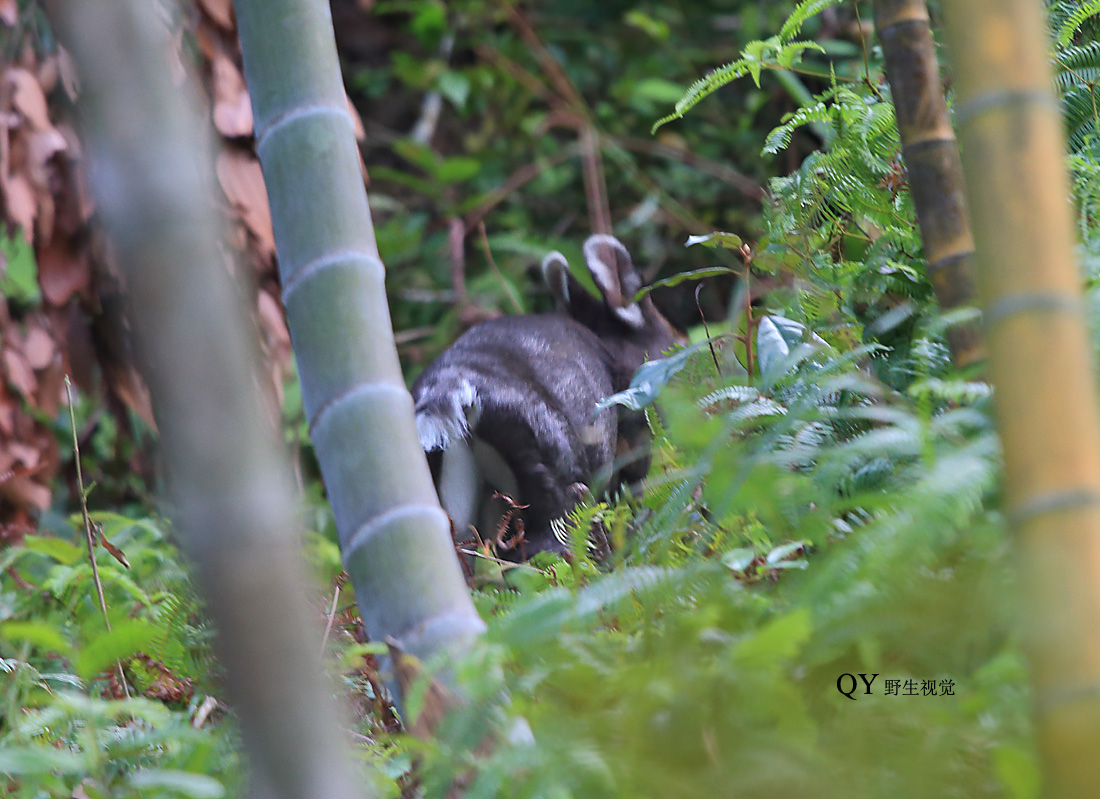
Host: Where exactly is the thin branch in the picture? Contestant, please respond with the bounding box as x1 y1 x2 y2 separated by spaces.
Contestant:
65 375 129 698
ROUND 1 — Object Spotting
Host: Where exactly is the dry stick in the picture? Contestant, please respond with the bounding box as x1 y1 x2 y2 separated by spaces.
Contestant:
477 221 525 314
475 43 556 105
503 4 613 235
319 584 341 656
506 3 587 114
463 145 579 234
448 217 468 309
579 126 612 235
695 284 722 377
611 136 765 201
65 376 130 698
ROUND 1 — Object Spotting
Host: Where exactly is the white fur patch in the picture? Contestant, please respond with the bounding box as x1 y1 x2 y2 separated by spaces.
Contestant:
583 241 617 296
415 379 481 451
437 436 479 534
614 303 645 328
541 251 571 304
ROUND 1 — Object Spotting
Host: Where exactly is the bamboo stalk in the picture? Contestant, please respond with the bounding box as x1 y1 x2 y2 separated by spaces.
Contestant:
939 1 1100 794
51 1 368 796
872 0 983 368
230 0 485 683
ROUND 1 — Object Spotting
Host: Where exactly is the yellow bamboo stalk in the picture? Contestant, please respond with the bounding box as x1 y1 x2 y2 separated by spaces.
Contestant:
872 0 984 367
940 1 1100 795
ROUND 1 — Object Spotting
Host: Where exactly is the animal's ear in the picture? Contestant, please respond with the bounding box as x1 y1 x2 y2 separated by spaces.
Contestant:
583 234 645 329
540 250 575 310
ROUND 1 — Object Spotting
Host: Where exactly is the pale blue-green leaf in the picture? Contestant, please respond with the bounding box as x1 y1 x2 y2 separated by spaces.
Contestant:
766 541 808 564
756 315 828 376
722 548 756 573
596 341 711 412
685 231 743 250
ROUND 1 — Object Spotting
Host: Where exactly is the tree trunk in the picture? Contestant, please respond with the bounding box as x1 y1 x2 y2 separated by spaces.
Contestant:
230 1 485 676
940 1 1100 795
872 0 983 368
51 1 369 797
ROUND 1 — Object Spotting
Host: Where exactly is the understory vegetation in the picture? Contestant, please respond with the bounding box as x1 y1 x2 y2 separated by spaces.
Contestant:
3 0 1100 797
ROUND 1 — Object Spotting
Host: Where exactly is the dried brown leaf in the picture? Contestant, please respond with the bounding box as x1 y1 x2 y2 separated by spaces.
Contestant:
1 474 50 511
211 53 252 138
23 322 54 370
194 18 220 62
38 240 90 306
35 353 64 417
215 149 275 260
5 67 50 130
111 367 157 430
98 528 131 569
9 442 39 469
257 289 290 355
37 54 59 95
346 93 365 142
3 347 36 398
3 172 37 239
0 388 14 436
0 0 16 27
57 46 79 100
199 0 235 31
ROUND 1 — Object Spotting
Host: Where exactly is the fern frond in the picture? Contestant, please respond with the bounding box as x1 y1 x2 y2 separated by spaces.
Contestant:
1056 0 1100 44
779 0 847 41
653 39 824 131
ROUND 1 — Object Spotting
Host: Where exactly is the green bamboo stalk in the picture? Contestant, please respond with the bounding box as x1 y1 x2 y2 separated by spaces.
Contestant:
52 1 368 796
871 0 984 368
939 1 1100 795
230 1 484 672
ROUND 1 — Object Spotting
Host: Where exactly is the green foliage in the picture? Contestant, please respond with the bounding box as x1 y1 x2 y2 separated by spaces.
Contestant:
13 1 1100 797
400 2 1100 796
0 515 235 798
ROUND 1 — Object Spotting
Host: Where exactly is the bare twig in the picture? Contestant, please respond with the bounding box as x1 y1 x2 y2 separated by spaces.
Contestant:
477 221 525 314
463 145 579 233
65 375 129 698
696 284 722 377
610 135 765 201
319 582 341 656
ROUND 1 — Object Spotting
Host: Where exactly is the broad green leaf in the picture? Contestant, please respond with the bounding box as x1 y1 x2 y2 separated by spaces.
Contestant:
437 70 470 109
436 156 481 184
75 619 159 679
0 745 85 775
21 535 84 565
633 266 737 301
127 770 226 799
0 621 71 656
736 608 812 664
0 233 40 304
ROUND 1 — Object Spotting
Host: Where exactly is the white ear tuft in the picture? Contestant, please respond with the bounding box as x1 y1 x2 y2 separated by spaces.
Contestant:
613 303 645 328
582 234 627 296
540 251 571 304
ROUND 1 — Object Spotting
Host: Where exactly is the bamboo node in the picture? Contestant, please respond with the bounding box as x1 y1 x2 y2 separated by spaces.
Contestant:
1008 488 1100 528
983 292 1085 330
954 88 1060 129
